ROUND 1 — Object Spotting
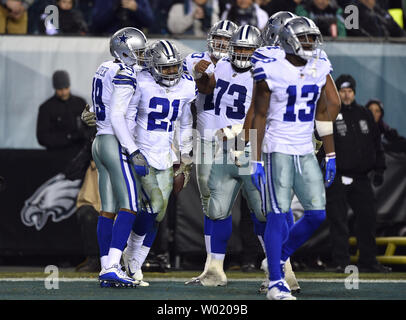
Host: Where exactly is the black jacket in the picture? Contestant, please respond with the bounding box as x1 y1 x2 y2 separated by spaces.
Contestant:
333 100 386 177
36 94 93 154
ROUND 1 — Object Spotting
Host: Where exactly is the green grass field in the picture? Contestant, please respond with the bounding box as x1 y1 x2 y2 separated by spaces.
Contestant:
1 270 406 301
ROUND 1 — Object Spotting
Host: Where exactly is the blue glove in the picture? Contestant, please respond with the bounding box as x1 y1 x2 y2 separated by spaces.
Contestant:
129 150 149 176
324 153 336 188
251 160 266 191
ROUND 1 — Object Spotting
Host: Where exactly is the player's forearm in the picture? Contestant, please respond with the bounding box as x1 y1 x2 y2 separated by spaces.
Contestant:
251 115 266 161
320 134 335 155
110 86 138 155
179 103 194 155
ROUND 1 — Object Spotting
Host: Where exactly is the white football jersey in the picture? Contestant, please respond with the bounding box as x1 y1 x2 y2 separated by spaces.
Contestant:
92 60 138 136
131 70 196 170
252 47 333 155
209 57 253 133
183 51 218 141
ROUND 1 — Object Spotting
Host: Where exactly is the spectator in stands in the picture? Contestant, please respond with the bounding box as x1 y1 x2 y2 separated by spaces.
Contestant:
295 0 346 37
0 0 33 34
167 0 219 36
255 0 302 18
325 74 391 273
40 0 88 35
366 99 406 153
90 0 154 35
36 70 92 160
149 0 174 34
221 0 269 30
346 0 406 37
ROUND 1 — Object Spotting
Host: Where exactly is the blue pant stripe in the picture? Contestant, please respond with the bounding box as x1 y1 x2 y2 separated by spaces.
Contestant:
141 187 154 215
124 151 139 213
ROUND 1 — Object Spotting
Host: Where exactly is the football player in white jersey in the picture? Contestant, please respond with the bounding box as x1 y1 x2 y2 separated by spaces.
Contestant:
190 25 266 287
86 27 148 287
182 19 238 286
248 10 299 295
247 11 337 295
250 16 341 300
104 40 196 286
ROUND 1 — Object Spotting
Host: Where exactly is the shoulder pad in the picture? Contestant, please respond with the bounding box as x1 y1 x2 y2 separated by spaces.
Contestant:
116 64 136 77
112 65 137 88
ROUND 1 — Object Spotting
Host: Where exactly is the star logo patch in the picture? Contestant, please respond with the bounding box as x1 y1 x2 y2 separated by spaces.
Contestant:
119 33 128 43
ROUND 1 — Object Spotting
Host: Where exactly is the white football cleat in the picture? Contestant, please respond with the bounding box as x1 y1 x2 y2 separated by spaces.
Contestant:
199 258 227 287
185 253 211 285
259 258 301 294
98 264 137 288
266 280 296 300
122 248 150 287
284 258 301 294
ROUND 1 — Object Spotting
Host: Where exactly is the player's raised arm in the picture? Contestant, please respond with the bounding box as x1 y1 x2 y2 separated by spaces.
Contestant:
315 74 341 187
193 60 216 94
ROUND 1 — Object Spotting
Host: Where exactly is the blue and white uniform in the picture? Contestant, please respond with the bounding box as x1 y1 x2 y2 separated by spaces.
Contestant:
128 69 195 221
91 61 140 213
252 46 332 214
183 51 216 216
207 57 263 222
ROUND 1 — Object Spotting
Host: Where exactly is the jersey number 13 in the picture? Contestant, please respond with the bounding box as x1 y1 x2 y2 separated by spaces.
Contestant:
283 84 319 122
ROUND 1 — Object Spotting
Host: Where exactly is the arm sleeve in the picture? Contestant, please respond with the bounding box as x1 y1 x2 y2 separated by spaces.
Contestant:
110 85 139 155
179 100 194 156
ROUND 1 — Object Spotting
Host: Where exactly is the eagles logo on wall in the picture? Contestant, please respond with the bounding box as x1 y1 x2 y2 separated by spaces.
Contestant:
21 173 82 231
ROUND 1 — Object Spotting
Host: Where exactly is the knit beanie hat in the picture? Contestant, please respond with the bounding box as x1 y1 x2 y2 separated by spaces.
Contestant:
52 70 70 89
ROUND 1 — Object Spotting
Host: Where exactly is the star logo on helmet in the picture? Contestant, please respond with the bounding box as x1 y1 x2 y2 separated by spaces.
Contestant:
119 33 128 43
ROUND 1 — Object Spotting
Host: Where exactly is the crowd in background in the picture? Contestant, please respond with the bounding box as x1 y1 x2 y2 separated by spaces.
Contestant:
1 0 406 37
